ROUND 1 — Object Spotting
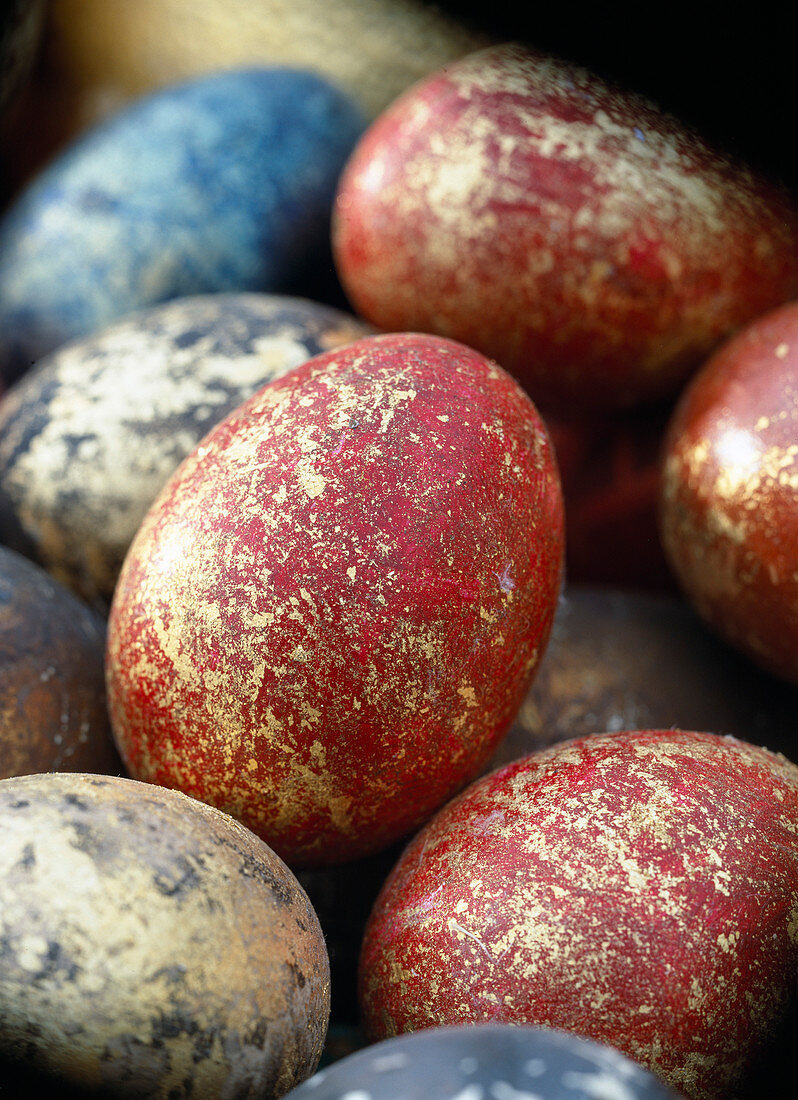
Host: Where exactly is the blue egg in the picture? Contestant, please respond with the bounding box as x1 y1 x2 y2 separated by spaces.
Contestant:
0 67 365 384
288 1025 683 1098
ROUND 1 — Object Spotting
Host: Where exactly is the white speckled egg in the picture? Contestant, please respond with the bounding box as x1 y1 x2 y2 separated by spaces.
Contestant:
0 293 372 608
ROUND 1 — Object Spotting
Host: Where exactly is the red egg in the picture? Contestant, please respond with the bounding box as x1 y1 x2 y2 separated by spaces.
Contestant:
660 302 798 685
106 332 564 866
359 729 798 1100
333 44 798 412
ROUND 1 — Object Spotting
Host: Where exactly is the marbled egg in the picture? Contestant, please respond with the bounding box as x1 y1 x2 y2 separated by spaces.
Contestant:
0 545 121 779
0 67 365 385
0 293 372 608
0 771 330 1096
333 43 798 411
288 1024 681 1098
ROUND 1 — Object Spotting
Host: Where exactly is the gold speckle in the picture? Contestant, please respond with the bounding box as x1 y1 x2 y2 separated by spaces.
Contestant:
297 466 326 499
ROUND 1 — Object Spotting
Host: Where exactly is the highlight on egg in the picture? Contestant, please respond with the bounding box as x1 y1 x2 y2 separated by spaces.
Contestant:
333 43 798 412
106 332 565 866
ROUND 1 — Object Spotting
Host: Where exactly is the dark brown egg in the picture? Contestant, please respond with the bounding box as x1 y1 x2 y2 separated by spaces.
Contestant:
491 585 797 770
0 545 121 779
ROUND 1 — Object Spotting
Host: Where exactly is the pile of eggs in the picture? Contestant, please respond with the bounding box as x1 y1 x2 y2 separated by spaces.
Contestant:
2 4 798 1098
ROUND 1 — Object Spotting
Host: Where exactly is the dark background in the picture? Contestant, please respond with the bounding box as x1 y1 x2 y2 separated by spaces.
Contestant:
436 3 797 191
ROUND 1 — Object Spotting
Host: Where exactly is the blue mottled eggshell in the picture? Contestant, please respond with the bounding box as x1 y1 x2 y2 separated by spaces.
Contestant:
289 1025 682 1098
0 67 365 384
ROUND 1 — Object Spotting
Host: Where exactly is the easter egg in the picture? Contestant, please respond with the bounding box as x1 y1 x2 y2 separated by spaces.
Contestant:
0 67 364 386
106 332 565 866
288 1023 682 1098
492 585 797 770
0 293 372 608
0 771 330 1096
333 43 798 412
0 545 121 779
660 301 798 686
359 729 798 1100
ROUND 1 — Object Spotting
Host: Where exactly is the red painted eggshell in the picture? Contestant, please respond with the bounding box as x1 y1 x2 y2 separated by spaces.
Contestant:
106 332 564 866
359 729 798 1100
333 43 798 411
660 301 798 685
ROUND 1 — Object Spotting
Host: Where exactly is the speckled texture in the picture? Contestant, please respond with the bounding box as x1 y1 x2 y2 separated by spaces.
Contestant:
106 332 564 866
491 585 798 770
0 67 365 385
0 546 122 779
0 293 373 608
359 729 798 1100
0 771 330 1097
288 1023 682 1098
333 43 798 412
660 301 798 686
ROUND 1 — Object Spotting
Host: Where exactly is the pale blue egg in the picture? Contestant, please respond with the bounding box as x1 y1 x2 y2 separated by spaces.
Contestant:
0 67 364 384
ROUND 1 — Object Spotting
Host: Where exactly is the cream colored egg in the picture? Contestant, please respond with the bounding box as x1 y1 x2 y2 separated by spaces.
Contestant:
0 772 330 1097
47 0 491 124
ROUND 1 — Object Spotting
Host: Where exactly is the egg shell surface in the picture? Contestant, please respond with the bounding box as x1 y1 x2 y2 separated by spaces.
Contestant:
0 545 121 779
0 66 365 385
0 293 372 607
106 332 565 866
359 729 798 1100
492 585 798 770
0 771 330 1097
333 43 798 412
660 301 798 685
287 1023 682 1098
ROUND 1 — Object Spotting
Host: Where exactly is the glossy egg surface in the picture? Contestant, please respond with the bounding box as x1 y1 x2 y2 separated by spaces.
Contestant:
106 332 564 866
333 44 798 411
660 301 798 685
288 1023 682 1098
359 729 798 1100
